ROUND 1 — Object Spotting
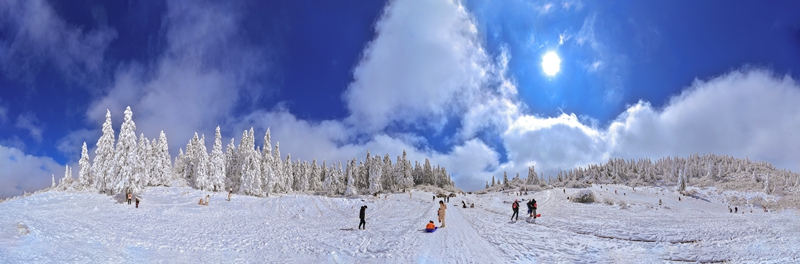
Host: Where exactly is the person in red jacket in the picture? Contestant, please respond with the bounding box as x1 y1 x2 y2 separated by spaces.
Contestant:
425 221 437 232
511 199 520 221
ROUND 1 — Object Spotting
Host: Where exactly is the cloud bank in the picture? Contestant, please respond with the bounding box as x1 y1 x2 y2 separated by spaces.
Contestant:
3 0 800 197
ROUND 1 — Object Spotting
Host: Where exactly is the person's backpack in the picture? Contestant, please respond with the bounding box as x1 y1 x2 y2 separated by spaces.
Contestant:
533 203 537 209
512 202 518 209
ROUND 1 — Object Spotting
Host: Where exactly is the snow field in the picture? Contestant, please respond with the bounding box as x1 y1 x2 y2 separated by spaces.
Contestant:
1 185 798 263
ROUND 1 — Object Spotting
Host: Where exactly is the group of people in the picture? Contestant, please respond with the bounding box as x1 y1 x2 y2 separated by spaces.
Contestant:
126 193 140 208
510 198 537 221
198 195 210 206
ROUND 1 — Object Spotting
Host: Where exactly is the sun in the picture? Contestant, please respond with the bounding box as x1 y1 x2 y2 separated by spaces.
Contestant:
542 51 561 76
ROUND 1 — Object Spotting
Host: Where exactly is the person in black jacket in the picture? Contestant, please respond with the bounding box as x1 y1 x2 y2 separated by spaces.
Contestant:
359 205 368 230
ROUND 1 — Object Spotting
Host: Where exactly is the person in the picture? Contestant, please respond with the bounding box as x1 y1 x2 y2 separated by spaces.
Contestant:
527 199 537 217
735 207 738 213
470 203 474 208
425 221 437 233
135 198 140 208
199 198 205 205
228 188 233 201
432 195 435 201
462 201 467 208
127 193 133 205
438 200 447 228
359 205 367 230
511 199 519 221
205 195 210 206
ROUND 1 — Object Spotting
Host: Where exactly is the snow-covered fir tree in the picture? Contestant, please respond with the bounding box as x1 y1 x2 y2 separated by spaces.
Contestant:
368 156 382 194
344 159 358 196
210 126 226 192
78 142 92 188
239 128 263 196
260 129 273 195
225 138 238 190
92 109 116 193
113 106 142 195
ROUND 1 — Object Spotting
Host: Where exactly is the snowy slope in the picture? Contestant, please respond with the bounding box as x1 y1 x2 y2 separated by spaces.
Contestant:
1 185 798 263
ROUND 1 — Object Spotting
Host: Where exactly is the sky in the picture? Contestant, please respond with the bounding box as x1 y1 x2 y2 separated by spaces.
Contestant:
2 0 800 198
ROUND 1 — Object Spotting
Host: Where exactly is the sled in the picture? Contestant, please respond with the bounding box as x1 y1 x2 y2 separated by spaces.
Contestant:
425 227 438 233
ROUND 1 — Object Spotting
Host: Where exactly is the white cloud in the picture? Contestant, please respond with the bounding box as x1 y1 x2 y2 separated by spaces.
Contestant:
0 0 116 83
14 112 43 142
86 0 268 154
0 145 63 199
496 69 800 181
343 0 489 133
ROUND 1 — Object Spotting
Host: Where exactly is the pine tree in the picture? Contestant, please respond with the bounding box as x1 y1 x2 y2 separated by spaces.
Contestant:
239 128 263 196
344 159 358 196
137 134 151 186
155 131 173 186
260 128 273 195
194 135 211 191
309 158 320 191
382 153 393 191
284 154 293 191
503 171 509 187
272 142 284 192
113 106 141 195
369 156 382 194
423 159 433 185
225 138 238 190
78 142 92 188
485 181 489 189
92 109 116 194
491 176 496 187
210 126 226 192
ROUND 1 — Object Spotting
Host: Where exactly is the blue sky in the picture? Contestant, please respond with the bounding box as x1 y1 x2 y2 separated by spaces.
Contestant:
2 0 800 198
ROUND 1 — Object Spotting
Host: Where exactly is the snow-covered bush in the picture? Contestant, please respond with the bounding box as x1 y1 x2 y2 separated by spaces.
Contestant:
571 190 596 203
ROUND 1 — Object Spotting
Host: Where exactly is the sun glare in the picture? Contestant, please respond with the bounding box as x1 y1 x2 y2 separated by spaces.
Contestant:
542 51 561 76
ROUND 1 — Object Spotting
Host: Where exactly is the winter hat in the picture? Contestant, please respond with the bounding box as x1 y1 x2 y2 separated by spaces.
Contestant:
515 199 518 202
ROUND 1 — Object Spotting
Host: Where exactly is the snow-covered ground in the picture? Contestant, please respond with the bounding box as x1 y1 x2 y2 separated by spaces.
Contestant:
1 185 798 263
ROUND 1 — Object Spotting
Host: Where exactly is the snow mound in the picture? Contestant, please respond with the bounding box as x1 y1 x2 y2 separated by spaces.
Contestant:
571 190 595 203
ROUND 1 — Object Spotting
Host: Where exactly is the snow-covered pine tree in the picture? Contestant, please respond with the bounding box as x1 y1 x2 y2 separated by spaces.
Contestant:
485 181 489 189
210 126 226 192
284 154 293 191
239 128 263 196
423 159 433 186
294 159 308 192
491 175 496 186
361 150 371 191
60 165 72 187
401 157 413 190
225 138 238 190
382 154 393 192
155 131 173 186
193 135 211 191
503 171 509 187
137 134 151 186
78 142 92 188
113 106 142 195
344 159 358 196
368 156 382 194
92 109 116 194
173 149 186 183
319 160 327 189
309 158 320 191
272 142 284 192
260 129 272 195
